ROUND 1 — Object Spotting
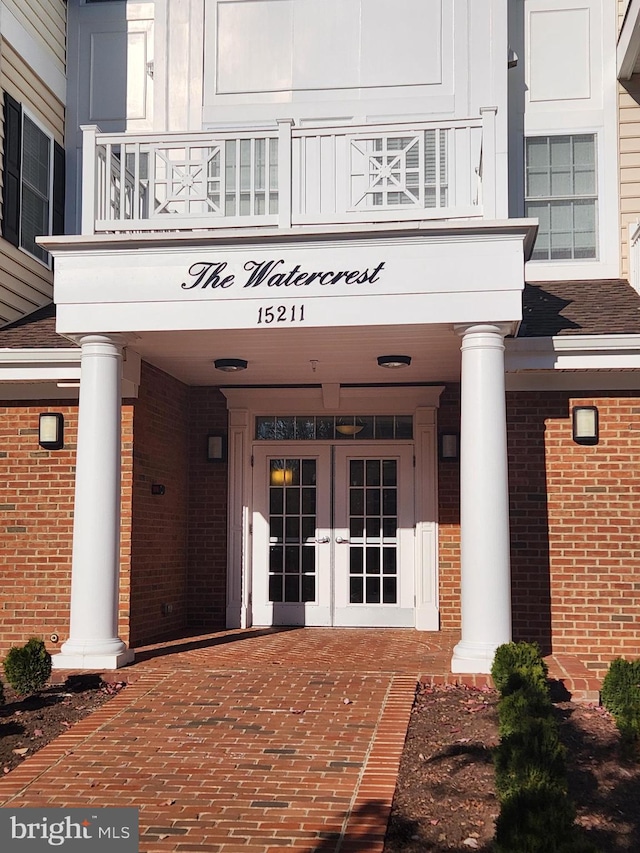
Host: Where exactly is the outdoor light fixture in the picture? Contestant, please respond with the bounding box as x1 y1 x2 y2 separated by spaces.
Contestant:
38 412 64 450
270 466 295 486
377 355 411 369
439 433 459 460
214 358 248 372
572 406 599 445
207 432 227 462
336 418 364 436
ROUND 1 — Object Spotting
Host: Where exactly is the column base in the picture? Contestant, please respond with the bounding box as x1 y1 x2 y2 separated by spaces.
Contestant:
52 648 135 671
53 637 134 670
451 639 504 675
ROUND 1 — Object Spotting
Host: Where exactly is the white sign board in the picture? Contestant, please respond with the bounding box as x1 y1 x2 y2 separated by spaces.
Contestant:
53 233 527 334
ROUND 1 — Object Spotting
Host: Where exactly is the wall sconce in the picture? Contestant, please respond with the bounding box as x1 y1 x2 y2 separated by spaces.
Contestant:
207 432 227 462
39 412 64 450
214 358 248 372
377 355 411 369
439 432 459 460
572 406 599 445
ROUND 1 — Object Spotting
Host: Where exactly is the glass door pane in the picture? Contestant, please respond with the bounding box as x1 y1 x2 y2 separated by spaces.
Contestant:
268 458 317 604
348 458 398 605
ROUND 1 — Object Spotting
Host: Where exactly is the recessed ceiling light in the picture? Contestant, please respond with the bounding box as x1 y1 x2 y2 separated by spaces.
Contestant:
214 358 248 372
377 355 411 369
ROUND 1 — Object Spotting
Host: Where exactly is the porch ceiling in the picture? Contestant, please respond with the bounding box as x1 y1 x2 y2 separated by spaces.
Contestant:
133 323 463 387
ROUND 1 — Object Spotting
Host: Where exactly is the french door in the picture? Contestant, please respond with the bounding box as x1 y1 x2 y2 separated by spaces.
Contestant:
252 444 415 627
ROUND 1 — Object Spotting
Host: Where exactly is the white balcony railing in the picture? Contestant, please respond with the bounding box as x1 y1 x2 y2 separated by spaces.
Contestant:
81 112 497 235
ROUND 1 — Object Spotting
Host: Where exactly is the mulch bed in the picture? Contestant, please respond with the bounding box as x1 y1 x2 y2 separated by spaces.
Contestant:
0 676 124 776
384 682 640 852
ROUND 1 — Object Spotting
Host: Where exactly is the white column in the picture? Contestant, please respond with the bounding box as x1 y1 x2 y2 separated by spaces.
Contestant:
451 324 512 674
53 335 134 670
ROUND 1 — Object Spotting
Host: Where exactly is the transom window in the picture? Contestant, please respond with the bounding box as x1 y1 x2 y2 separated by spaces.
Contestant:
525 134 597 261
256 415 413 441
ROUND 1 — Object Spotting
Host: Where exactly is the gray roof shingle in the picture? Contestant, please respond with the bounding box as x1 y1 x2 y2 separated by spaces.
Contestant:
519 279 640 337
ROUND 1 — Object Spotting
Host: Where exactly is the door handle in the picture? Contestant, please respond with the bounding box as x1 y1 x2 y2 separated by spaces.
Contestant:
315 536 330 543
335 536 350 544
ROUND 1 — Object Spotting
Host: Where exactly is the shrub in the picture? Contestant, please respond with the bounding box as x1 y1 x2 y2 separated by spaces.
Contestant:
494 716 568 800
491 641 591 851
495 787 596 853
0 678 4 705
601 657 640 745
3 637 52 696
498 680 553 738
492 641 549 696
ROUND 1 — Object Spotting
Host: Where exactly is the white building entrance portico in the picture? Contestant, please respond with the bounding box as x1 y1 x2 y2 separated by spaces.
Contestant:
44 222 534 672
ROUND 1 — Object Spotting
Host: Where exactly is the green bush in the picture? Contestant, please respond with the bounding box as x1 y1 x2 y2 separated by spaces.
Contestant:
498 680 553 738
494 716 568 800
491 642 590 851
0 678 4 705
495 787 596 853
492 641 549 696
601 657 640 745
3 637 52 696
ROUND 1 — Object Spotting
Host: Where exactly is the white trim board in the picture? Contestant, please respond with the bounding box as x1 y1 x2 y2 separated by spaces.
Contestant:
0 2 66 104
506 334 640 372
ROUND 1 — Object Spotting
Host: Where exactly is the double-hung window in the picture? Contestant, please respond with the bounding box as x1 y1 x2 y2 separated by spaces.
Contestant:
2 93 64 266
525 134 597 261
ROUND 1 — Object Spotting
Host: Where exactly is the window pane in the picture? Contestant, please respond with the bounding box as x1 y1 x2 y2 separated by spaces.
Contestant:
550 201 572 232
549 136 571 167
23 118 50 196
21 187 48 262
574 168 596 196
526 137 549 169
526 169 549 198
550 167 572 197
573 135 595 168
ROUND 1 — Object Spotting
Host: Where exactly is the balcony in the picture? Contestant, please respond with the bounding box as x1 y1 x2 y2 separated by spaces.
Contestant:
80 111 499 236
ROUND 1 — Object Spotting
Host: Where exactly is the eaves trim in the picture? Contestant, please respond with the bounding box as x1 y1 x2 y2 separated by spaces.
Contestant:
506 334 640 372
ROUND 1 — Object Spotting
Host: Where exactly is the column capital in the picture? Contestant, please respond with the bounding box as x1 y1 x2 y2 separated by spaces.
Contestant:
70 333 137 350
454 323 513 340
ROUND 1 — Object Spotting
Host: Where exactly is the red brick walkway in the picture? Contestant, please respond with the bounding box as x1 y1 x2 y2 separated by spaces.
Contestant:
0 629 600 852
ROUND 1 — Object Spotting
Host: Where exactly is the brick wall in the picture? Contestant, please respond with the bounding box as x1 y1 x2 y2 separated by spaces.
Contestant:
128 362 190 646
0 401 134 656
509 391 640 679
438 386 640 679
437 386 461 631
186 388 229 631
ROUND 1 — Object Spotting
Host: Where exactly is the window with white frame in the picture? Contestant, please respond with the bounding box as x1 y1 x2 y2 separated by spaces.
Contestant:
525 134 597 261
2 93 64 266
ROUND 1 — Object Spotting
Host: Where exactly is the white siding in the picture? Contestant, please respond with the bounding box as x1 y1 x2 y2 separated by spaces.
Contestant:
4 0 66 73
0 40 65 325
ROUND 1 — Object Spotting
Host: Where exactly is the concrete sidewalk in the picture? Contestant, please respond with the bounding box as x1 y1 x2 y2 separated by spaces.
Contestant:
0 628 600 852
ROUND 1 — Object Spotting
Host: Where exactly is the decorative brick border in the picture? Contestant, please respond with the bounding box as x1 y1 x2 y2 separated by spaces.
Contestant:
338 675 417 853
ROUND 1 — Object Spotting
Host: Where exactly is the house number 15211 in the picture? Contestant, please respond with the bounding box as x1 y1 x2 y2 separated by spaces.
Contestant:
257 304 306 324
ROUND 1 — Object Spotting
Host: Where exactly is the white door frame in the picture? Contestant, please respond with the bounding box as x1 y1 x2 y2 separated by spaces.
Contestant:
223 385 443 631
